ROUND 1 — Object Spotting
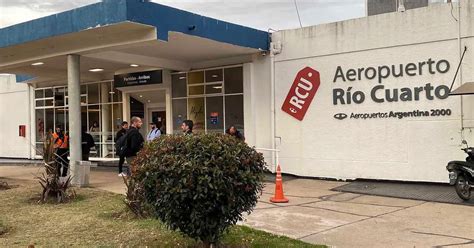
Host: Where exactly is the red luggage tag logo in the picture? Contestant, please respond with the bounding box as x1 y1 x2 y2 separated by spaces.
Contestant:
281 67 321 121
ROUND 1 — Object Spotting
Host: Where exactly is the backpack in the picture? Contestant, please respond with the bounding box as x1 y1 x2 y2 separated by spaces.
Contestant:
115 132 129 157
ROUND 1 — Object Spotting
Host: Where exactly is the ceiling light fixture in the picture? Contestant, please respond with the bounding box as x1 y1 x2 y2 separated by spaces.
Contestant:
139 95 143 98
212 74 218 78
147 100 151 103
31 62 44 66
130 64 139 67
212 86 223 89
179 76 186 80
89 68 104 72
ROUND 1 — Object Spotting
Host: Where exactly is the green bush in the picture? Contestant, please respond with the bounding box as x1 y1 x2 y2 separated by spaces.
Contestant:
130 134 267 246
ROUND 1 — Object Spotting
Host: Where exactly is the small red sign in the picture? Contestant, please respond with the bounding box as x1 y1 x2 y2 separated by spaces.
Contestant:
19 125 26 137
281 67 321 121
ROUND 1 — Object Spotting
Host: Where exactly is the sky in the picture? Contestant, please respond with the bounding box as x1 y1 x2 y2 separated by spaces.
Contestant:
0 0 365 31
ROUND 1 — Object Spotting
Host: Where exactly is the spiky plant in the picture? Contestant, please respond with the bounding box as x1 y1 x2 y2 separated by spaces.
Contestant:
37 132 75 203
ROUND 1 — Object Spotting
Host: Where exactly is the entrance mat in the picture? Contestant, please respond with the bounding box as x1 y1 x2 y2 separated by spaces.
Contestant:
332 181 474 206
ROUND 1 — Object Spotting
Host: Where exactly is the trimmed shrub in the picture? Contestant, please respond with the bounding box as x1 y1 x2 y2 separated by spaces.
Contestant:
130 134 267 246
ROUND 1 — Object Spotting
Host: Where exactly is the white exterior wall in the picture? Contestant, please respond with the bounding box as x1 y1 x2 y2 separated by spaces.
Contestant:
0 75 32 159
244 56 274 167
270 1 474 182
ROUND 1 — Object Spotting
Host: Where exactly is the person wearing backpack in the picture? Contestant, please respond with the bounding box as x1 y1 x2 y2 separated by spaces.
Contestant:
115 121 128 177
124 117 144 175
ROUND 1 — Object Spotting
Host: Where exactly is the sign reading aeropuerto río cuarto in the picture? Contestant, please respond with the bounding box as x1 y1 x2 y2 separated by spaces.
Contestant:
332 58 451 105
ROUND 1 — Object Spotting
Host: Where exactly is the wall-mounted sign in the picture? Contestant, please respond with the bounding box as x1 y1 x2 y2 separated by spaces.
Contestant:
114 70 163 87
332 58 450 105
210 112 219 124
281 67 321 121
330 58 453 121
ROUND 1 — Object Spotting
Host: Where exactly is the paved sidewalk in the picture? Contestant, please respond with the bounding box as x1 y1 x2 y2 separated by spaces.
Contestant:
1 165 473 248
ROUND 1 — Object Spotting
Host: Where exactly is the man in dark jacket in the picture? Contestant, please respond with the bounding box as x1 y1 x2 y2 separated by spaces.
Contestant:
181 120 193 135
81 128 95 161
125 117 144 174
116 121 128 176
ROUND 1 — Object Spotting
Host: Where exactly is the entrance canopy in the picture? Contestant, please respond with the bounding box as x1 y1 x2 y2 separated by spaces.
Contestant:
0 0 269 85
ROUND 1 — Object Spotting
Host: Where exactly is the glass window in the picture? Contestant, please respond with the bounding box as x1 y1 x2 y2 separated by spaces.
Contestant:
112 87 122 103
189 85 204 95
35 90 44 99
102 82 113 103
88 105 101 134
45 99 54 107
206 97 223 133
36 109 45 142
88 84 100 104
188 71 204 85
188 98 205 133
45 88 53 98
54 87 66 107
172 74 187 98
35 99 45 107
171 66 244 135
225 95 244 134
112 104 123 133
81 85 87 95
205 69 223 82
205 84 223 94
101 103 114 158
81 106 88 131
55 108 67 131
35 143 43 156
34 81 122 159
224 67 243 94
172 99 187 134
45 108 54 134
102 104 113 134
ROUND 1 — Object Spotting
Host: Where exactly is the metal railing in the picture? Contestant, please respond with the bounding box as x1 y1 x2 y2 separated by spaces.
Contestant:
255 147 280 173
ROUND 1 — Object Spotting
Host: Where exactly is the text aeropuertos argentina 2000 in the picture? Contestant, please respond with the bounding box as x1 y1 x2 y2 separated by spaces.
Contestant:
332 58 451 105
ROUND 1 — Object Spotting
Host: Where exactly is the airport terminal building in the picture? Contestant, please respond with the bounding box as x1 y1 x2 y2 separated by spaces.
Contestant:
1 0 473 183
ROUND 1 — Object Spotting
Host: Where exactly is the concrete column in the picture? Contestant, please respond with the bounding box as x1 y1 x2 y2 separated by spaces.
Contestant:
67 54 84 186
100 82 110 157
122 92 130 122
163 70 172 134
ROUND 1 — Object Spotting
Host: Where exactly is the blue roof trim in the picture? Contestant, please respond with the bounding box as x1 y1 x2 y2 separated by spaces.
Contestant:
0 1 128 48
15 74 36 83
126 1 269 50
0 0 269 50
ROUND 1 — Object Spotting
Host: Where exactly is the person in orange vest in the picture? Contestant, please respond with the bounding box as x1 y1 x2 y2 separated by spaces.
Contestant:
52 126 69 177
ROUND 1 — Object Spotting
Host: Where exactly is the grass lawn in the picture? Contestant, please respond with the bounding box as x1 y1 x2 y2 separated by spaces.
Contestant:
0 179 324 247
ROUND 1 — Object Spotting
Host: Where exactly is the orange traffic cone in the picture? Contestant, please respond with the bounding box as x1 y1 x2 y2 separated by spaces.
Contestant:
270 165 289 203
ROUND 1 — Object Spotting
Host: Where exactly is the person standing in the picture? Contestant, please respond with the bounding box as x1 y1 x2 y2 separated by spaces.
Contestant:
52 126 69 177
159 122 166 135
81 128 95 161
116 121 128 176
125 117 144 174
89 121 99 132
226 125 245 141
181 120 193 135
146 121 161 141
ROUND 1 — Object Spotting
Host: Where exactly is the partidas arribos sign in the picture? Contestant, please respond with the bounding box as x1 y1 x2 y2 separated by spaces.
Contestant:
332 58 451 105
